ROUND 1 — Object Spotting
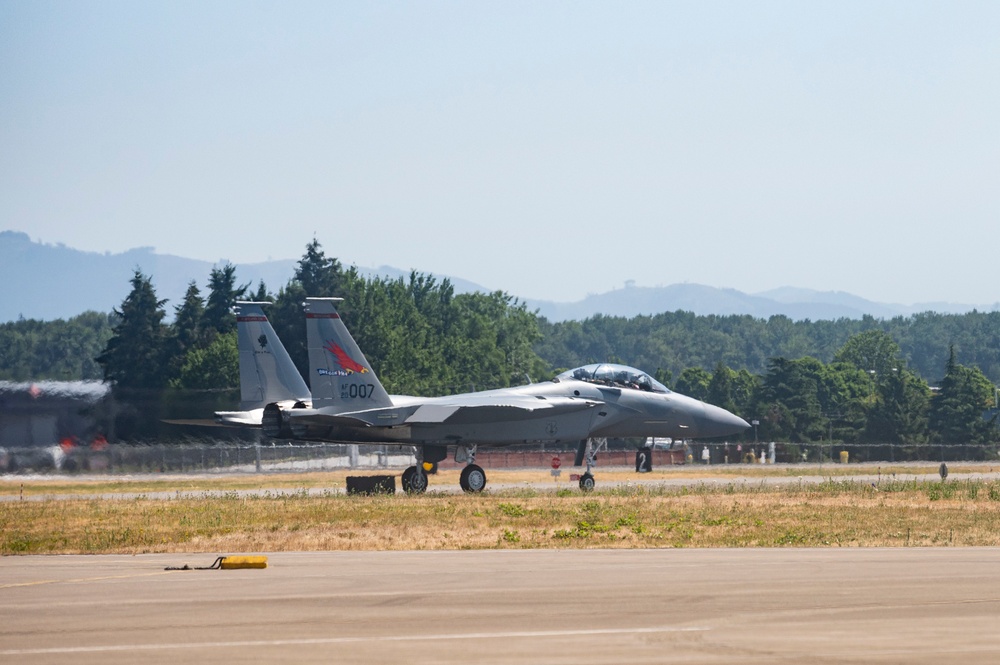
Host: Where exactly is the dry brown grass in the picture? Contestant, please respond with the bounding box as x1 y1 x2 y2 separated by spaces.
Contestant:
5 477 1000 555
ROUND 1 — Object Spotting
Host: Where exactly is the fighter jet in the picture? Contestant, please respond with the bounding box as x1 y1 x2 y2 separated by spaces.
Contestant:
261 297 749 492
213 302 312 427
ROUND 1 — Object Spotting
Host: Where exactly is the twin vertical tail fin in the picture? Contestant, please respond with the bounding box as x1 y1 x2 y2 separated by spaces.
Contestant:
235 302 312 411
304 298 393 413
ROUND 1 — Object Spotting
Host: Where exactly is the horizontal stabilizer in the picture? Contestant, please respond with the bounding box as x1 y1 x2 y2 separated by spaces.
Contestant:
213 409 266 427
162 418 234 428
283 409 382 429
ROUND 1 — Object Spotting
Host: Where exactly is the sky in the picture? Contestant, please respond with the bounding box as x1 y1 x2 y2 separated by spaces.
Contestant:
2 1 998 305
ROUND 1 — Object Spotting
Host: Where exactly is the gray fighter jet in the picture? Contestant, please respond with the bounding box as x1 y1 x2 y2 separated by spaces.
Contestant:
261 298 749 492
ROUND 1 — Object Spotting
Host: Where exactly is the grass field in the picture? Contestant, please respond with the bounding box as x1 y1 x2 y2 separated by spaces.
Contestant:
5 466 1000 555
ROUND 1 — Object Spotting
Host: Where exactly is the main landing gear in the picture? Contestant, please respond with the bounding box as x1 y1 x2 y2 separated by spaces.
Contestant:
401 445 488 494
457 445 486 493
460 464 486 492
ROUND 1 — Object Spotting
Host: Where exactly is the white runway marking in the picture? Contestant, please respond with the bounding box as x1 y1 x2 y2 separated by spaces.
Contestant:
0 626 708 655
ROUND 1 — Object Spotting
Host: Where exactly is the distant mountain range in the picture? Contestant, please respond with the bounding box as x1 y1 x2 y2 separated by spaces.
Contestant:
523 284 1000 322
0 231 484 322
2 231 997 323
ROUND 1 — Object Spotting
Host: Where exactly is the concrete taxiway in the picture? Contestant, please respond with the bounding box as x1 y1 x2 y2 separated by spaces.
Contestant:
3 548 1000 664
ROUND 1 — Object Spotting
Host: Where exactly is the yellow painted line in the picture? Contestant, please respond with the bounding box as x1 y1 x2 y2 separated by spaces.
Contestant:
0 570 179 590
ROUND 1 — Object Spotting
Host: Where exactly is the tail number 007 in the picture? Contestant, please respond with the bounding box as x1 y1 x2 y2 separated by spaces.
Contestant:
341 383 376 399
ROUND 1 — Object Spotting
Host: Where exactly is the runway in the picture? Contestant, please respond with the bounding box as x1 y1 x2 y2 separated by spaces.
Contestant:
3 548 1000 663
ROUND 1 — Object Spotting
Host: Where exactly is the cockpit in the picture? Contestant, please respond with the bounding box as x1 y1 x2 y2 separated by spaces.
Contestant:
555 363 670 394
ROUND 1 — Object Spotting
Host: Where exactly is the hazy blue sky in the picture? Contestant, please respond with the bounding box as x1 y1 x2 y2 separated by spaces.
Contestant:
2 1 998 304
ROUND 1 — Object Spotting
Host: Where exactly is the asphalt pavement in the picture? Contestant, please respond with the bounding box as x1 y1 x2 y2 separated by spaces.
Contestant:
3 548 1000 664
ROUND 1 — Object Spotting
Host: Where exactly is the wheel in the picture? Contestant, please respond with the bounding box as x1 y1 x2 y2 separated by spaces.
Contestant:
579 472 595 492
401 466 428 494
459 464 487 493
401 465 428 494
401 466 415 491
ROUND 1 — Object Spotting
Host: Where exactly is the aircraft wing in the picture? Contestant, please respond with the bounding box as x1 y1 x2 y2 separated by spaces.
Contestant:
288 396 601 428
403 395 601 425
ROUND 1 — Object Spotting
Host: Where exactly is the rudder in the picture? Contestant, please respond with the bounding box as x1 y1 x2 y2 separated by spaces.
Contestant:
236 302 311 410
304 298 392 412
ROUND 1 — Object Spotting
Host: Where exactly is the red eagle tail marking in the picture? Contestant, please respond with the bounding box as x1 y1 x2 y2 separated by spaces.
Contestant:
324 340 368 374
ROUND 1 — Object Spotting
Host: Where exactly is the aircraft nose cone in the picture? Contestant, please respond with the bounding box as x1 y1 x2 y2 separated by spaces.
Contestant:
697 403 751 438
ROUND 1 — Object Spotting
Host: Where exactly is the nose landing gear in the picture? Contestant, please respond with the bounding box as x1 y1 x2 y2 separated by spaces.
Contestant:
577 437 607 491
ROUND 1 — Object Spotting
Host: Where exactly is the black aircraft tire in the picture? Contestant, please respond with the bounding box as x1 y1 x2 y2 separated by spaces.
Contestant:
401 466 428 494
460 464 487 493
579 472 595 492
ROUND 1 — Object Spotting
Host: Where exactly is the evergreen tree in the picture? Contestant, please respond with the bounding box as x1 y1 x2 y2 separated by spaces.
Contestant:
757 357 825 442
167 281 206 382
675 367 711 401
929 346 998 444
706 362 736 412
865 366 930 445
173 331 239 390
271 281 310 381
295 238 344 296
203 263 247 335
0 312 113 381
173 282 205 346
834 329 903 377
653 367 673 389
96 270 169 390
818 362 871 442
714 367 759 421
251 280 271 302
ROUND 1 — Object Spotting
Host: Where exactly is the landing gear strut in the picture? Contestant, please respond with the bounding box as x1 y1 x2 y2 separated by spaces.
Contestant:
457 445 487 493
401 447 428 494
579 437 607 492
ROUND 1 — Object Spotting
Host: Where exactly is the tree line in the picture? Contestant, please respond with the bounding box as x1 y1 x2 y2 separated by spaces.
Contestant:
536 309 1000 386
1 240 996 446
676 335 997 451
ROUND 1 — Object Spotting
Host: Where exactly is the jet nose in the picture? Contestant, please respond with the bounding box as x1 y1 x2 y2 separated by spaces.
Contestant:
696 403 751 438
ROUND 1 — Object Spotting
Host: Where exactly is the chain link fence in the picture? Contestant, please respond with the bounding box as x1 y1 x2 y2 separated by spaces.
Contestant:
2 440 999 475
0 442 416 475
691 441 1000 465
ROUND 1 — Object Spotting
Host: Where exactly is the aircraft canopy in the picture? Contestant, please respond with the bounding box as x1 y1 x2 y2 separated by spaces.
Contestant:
556 364 670 394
